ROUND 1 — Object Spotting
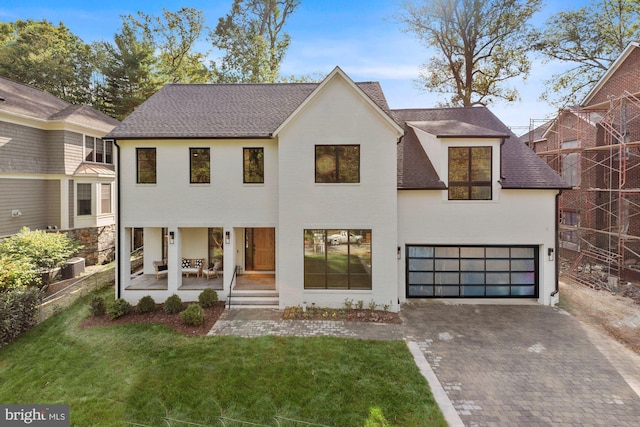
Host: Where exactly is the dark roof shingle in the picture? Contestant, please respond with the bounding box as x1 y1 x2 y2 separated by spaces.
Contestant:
393 107 569 190
106 81 390 139
0 76 119 129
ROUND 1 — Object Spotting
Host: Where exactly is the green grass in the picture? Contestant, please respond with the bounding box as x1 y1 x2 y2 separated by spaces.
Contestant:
0 288 446 427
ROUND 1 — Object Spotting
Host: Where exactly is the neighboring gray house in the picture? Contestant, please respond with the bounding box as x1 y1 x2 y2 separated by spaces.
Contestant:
0 76 119 265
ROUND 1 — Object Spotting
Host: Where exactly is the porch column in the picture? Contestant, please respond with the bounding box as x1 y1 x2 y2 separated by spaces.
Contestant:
167 227 181 294
117 227 132 296
223 228 237 293
60 178 70 229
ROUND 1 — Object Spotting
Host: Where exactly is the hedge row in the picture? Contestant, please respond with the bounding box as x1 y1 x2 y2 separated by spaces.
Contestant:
0 287 43 348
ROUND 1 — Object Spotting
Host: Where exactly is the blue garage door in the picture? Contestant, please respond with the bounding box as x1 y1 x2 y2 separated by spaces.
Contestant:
406 245 538 298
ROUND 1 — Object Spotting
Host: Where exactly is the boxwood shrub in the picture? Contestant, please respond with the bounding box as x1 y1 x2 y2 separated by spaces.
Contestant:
198 288 218 308
163 294 183 314
180 304 204 326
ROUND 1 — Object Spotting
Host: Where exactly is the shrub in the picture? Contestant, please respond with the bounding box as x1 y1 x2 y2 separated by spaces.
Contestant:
163 294 183 314
0 287 43 348
180 304 204 326
136 295 156 314
0 227 81 271
89 295 106 317
198 288 218 308
0 254 40 291
107 298 131 320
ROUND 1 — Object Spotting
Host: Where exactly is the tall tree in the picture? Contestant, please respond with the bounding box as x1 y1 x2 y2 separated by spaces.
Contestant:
531 0 640 107
397 0 542 107
0 19 96 105
124 8 210 84
94 22 160 121
210 0 300 83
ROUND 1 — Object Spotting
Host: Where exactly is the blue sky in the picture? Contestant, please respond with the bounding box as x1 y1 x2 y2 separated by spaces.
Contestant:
1 0 591 134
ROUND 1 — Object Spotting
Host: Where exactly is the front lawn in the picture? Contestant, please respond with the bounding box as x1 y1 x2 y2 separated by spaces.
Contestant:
0 288 446 426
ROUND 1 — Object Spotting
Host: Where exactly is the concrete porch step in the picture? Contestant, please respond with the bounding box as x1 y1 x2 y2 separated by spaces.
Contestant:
227 290 279 309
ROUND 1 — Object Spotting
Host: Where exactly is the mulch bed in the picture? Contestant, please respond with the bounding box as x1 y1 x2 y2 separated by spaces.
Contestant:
80 302 226 336
81 302 401 337
282 306 402 324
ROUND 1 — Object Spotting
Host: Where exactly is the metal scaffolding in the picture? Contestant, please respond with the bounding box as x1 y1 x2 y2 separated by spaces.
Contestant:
530 91 640 288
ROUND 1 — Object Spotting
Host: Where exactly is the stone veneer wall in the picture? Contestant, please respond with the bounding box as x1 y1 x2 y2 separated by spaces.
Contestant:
62 225 116 266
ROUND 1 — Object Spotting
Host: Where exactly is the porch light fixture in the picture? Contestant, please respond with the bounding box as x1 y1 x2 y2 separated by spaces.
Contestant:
397 246 401 259
225 231 230 244
547 247 554 261
169 231 175 244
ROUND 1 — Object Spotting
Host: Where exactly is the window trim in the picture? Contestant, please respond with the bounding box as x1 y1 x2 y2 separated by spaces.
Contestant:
448 146 493 200
136 148 157 184
189 147 211 184
314 145 360 184
243 147 265 184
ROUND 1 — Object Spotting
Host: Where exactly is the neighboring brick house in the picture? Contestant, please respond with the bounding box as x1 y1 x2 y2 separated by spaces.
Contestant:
108 67 568 309
0 76 120 265
527 41 640 280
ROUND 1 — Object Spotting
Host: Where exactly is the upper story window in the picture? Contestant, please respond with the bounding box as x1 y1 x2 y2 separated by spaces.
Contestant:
448 146 492 200
137 148 156 184
77 183 92 216
85 136 113 164
190 148 210 184
561 140 580 187
244 147 264 183
315 145 360 183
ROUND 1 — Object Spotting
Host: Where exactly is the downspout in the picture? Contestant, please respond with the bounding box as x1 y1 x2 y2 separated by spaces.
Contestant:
113 139 121 299
551 190 562 301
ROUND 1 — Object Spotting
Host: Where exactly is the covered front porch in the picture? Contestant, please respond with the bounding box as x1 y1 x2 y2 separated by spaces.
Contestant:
126 271 275 292
119 225 277 303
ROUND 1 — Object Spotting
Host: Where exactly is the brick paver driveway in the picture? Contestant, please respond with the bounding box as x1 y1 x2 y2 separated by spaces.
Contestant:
400 301 640 426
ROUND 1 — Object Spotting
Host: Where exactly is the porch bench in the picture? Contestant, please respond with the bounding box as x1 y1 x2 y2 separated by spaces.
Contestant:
182 258 204 277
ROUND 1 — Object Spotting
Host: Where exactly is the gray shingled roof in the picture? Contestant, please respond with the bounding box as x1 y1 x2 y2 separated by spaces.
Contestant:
106 82 390 139
393 107 570 190
0 76 119 130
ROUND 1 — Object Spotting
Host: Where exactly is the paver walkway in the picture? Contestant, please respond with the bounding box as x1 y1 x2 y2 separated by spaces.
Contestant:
208 302 640 426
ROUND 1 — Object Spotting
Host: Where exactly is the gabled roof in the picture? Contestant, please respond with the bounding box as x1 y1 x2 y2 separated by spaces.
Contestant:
106 72 396 139
517 119 555 145
0 76 119 130
393 107 569 190
582 41 640 107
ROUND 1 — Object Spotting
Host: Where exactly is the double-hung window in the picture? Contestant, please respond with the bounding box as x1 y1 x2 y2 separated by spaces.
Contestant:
101 183 112 214
448 146 492 200
315 145 360 183
85 136 113 165
190 148 210 184
77 183 92 216
137 148 156 184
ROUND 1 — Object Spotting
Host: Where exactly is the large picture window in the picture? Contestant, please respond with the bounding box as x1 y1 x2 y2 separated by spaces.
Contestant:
243 147 264 183
304 229 371 289
137 148 156 184
448 146 492 200
315 145 360 183
77 183 92 216
190 148 210 183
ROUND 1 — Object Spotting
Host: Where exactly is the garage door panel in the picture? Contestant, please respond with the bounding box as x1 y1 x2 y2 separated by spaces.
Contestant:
407 245 539 298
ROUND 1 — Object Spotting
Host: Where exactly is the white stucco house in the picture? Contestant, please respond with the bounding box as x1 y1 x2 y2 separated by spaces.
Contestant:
106 67 569 310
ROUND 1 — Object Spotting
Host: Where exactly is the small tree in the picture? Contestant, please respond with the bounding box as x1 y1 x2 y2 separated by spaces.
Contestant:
0 227 81 271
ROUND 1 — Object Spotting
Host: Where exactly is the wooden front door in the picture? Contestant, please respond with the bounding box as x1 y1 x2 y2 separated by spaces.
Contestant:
251 228 275 271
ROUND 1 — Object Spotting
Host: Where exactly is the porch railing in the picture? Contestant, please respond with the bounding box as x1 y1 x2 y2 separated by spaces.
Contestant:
227 265 239 309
